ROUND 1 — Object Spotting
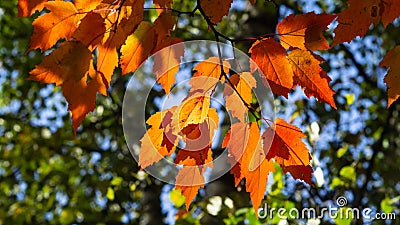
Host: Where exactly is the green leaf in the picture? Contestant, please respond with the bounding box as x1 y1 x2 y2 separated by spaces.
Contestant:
60 209 75 225
337 146 348 158
170 189 186 208
110 177 123 186
339 166 356 182
106 187 115 201
380 197 394 213
333 207 353 225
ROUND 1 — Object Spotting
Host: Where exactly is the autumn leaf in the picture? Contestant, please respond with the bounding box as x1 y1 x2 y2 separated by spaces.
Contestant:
190 57 230 94
154 37 184 95
222 128 244 186
62 61 103 133
333 0 400 45
29 41 91 85
224 122 251 162
74 0 102 11
241 123 275 216
72 12 105 48
288 49 336 109
262 118 313 184
277 12 336 51
380 0 400 28
224 72 257 120
120 21 156 75
18 0 48 17
139 107 179 169
28 1 84 51
199 0 233 24
97 0 144 83
171 92 216 135
379 45 400 107
249 38 293 97
174 158 206 210
153 11 177 51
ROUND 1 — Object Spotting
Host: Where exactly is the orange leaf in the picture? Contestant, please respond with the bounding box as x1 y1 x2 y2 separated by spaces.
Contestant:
199 0 233 24
381 0 400 27
62 61 103 133
379 45 400 107
174 158 206 210
249 38 293 97
153 0 173 8
277 12 336 51
28 1 83 51
288 49 336 108
154 37 184 95
241 123 275 216
332 0 400 45
190 57 230 94
17 0 47 17
172 92 211 133
120 21 156 75
29 41 91 85
222 128 244 186
139 107 179 169
224 72 256 120
262 118 313 184
72 12 105 48
175 110 218 167
74 0 102 11
153 11 177 51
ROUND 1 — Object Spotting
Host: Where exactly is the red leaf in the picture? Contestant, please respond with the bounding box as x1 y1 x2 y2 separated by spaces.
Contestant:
379 45 400 107
250 38 293 97
262 118 313 185
288 49 336 109
277 12 336 51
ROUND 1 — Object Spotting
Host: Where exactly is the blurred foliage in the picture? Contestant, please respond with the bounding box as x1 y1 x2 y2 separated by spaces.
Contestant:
0 0 399 225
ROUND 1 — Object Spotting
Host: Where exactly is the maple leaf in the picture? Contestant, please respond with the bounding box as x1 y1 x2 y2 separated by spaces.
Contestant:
288 49 336 109
222 128 244 186
17 0 48 17
120 21 156 75
153 0 173 7
72 12 106 48
333 0 400 45
174 158 206 210
171 94 219 140
199 0 233 24
249 38 293 97
139 107 179 169
29 41 92 85
189 57 230 94
262 118 313 184
153 11 177 51
154 37 184 95
277 12 336 51
96 0 144 84
241 123 275 216
379 45 400 107
224 72 257 120
74 0 102 11
62 61 103 133
28 1 84 51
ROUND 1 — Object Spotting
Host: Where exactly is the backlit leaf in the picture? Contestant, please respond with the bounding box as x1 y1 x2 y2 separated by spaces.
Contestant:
262 118 313 184
379 45 400 107
249 38 293 97
277 12 336 51
288 49 336 108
